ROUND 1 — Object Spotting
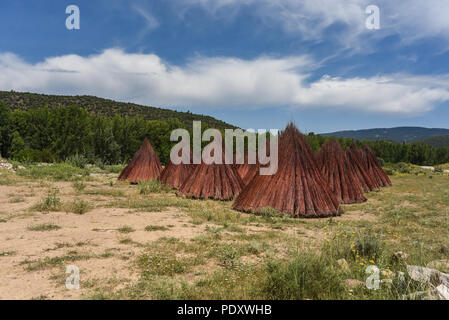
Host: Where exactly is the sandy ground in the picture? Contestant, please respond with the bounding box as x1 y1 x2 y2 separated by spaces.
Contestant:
0 177 208 299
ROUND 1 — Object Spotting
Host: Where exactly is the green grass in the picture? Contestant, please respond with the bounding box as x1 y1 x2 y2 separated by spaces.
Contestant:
65 199 92 215
17 163 90 181
8 197 25 203
138 181 171 195
117 226 135 234
83 188 125 197
32 189 62 212
0 170 21 186
119 238 134 245
20 250 113 271
27 224 61 231
108 194 191 213
72 180 87 192
0 251 16 257
144 225 170 232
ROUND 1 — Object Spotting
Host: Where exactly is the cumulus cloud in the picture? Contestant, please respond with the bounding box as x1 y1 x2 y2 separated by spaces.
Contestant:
174 0 449 47
0 49 448 115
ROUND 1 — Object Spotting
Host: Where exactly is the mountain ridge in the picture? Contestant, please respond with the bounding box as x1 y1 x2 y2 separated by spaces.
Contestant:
322 126 449 144
0 91 237 130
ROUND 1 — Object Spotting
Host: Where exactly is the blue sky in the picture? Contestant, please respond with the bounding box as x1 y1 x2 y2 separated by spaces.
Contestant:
1 0 449 133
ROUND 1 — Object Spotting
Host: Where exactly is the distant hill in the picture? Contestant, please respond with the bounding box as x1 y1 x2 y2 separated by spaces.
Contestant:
322 127 449 143
0 91 236 130
419 134 449 148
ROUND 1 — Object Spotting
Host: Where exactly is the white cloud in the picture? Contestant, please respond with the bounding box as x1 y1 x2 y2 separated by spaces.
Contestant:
133 5 160 32
174 0 449 47
1 49 448 115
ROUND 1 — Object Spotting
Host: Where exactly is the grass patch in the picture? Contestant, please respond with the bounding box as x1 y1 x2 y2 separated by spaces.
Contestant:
8 197 25 203
144 225 170 232
83 188 125 197
137 251 203 277
72 180 87 192
109 194 191 212
32 189 62 212
22 252 92 271
0 251 16 257
65 199 92 215
17 163 90 181
138 181 171 195
119 238 134 244
118 226 135 234
27 224 61 231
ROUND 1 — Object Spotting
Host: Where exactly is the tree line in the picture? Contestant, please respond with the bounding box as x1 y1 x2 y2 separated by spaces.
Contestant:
304 133 449 166
0 102 187 165
1 101 449 166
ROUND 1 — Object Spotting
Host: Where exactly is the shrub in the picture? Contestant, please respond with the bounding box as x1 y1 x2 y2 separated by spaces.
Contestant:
262 252 345 300
323 230 385 262
118 226 135 234
33 190 62 212
65 199 92 215
65 154 88 169
14 148 55 163
72 180 87 192
94 158 106 170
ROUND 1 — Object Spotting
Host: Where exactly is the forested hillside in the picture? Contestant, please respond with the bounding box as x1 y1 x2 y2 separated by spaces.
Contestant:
419 134 449 148
323 127 449 143
0 91 236 131
305 133 449 166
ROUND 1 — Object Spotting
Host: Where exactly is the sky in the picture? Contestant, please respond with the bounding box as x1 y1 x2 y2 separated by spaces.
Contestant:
1 0 449 133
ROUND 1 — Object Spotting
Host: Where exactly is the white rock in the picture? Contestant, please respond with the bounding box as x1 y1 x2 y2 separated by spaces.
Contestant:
435 284 449 300
407 265 449 286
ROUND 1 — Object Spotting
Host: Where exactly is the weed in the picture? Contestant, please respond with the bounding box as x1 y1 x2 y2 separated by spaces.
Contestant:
145 225 170 232
72 180 87 192
65 199 92 215
33 189 62 212
138 181 170 195
118 226 135 234
28 224 61 231
0 251 16 257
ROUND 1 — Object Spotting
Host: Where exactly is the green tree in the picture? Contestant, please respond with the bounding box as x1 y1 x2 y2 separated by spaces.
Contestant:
10 131 25 157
